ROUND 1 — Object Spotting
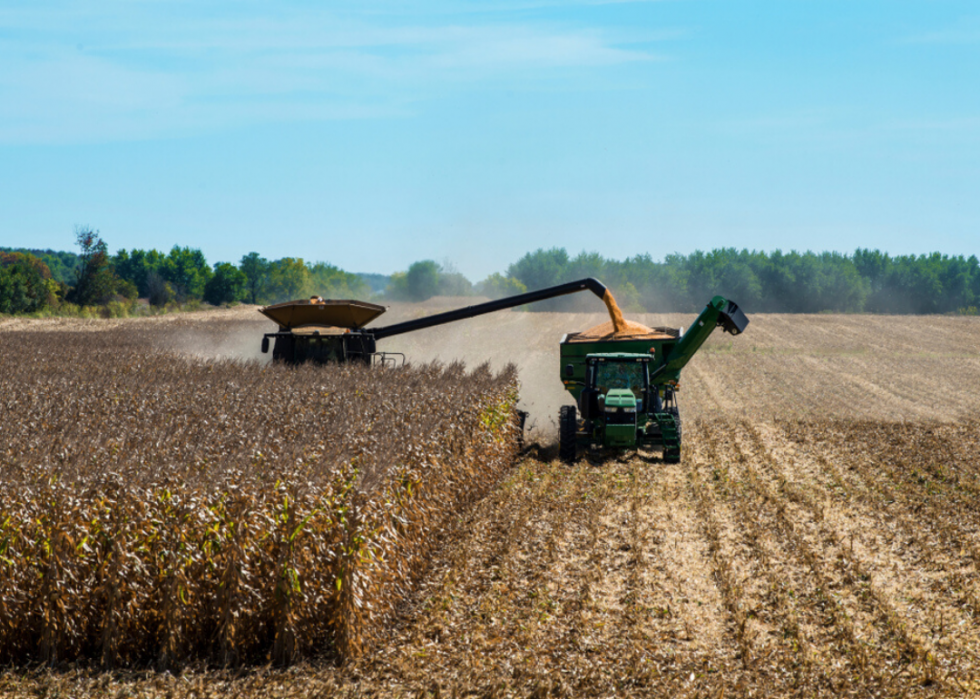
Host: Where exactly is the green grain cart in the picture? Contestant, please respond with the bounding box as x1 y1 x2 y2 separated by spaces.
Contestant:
558 296 749 463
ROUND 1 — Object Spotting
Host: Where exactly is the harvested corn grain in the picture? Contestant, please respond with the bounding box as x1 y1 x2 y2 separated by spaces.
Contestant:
577 289 666 340
575 319 669 340
601 290 628 333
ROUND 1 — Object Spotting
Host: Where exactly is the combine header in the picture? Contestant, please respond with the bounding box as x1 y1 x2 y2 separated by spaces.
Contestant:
258 280 749 463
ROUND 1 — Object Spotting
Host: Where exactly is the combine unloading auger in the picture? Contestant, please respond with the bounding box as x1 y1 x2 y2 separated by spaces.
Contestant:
258 278 610 365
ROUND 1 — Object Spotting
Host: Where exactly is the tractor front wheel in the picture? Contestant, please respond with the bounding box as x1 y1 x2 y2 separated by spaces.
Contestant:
559 405 577 464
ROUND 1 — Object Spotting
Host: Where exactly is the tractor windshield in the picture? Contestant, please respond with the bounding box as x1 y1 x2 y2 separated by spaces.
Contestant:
594 360 647 396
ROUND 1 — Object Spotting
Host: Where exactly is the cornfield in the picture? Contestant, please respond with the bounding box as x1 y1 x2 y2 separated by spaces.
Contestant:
0 328 521 668
2 308 980 697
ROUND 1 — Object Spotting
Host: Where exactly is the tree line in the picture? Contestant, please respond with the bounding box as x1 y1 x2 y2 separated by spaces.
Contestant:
485 247 980 314
384 248 980 315
1 228 367 315
3 231 978 315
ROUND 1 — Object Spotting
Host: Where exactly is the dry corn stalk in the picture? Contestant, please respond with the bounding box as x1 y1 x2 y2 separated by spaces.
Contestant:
0 329 521 666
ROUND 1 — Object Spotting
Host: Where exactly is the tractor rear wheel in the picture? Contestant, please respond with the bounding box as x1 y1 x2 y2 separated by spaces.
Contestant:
559 405 577 464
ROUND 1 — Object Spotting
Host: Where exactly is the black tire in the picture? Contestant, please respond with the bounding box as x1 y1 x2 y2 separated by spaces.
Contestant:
664 407 682 464
667 406 682 444
559 405 577 464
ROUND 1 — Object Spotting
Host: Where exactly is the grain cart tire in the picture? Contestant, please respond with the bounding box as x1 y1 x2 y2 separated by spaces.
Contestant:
559 405 577 464
664 407 682 463
667 407 682 443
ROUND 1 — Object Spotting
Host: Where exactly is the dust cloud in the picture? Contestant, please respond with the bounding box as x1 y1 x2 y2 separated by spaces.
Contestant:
374 296 642 441
144 306 277 365
161 295 667 441
168 323 273 364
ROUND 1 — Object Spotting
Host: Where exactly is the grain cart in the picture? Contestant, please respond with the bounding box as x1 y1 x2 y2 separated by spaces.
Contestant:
557 296 748 464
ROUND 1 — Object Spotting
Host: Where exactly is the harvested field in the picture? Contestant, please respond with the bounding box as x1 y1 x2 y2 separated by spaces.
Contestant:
377 303 980 429
2 306 979 697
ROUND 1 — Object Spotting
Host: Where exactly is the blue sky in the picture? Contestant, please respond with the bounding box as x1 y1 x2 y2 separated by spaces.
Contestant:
1 0 978 279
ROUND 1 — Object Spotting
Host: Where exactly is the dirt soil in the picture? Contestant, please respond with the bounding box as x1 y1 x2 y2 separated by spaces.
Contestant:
3 304 980 697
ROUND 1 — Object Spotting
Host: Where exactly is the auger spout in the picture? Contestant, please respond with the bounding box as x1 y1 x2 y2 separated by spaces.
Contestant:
652 296 748 381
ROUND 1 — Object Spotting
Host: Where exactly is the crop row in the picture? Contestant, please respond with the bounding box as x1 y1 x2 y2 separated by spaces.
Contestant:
0 329 522 667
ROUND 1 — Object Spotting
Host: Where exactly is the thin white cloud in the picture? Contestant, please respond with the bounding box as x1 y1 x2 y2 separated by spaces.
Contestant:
885 117 980 134
415 0 675 11
901 17 980 45
0 2 668 143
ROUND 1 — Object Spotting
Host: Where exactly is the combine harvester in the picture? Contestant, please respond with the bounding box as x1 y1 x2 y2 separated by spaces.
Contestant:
258 279 748 463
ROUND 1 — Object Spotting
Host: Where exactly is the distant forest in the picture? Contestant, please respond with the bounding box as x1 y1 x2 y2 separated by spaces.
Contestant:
2 232 978 316
495 247 980 315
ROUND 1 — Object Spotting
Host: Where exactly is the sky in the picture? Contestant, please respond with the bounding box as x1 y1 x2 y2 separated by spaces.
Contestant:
1 0 978 280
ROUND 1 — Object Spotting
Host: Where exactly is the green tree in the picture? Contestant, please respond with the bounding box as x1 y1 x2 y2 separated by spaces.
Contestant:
439 273 473 296
310 262 369 298
506 247 570 291
405 260 441 301
567 251 606 282
146 271 174 307
385 271 410 300
607 253 690 312
0 248 80 286
267 258 312 302
240 252 270 304
204 262 247 305
934 254 975 312
614 282 646 313
0 252 55 313
505 248 579 311
968 255 980 310
476 273 527 299
115 277 139 300
67 227 117 306
162 246 211 301
113 248 167 297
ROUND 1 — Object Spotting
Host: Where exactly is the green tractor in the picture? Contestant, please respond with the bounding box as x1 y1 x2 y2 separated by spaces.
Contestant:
558 296 748 463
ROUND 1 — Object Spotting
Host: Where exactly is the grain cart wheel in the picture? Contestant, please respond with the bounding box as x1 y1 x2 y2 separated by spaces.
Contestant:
667 407 682 443
559 405 578 464
664 407 682 463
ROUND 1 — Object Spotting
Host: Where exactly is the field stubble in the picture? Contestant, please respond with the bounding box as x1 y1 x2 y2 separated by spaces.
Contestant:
3 306 980 697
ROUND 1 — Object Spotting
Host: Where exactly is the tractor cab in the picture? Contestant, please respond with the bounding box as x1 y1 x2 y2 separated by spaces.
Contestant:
591 353 649 402
588 352 650 410
559 350 682 461
574 353 652 448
